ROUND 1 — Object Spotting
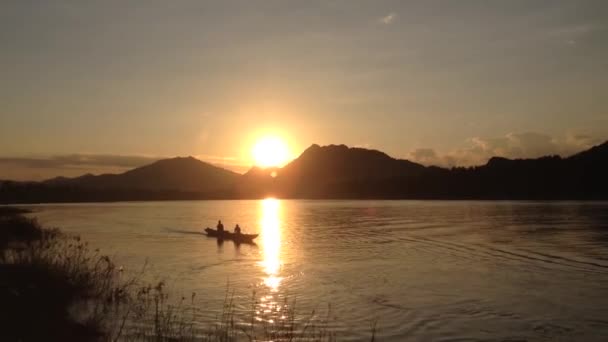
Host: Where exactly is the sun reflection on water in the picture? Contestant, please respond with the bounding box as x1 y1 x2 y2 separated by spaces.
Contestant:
260 198 282 291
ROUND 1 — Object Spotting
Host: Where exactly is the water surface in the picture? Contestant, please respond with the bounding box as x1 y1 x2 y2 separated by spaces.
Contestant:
26 200 608 341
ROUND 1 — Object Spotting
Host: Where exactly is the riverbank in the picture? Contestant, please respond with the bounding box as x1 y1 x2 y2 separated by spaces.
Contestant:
0 207 374 341
0 206 124 340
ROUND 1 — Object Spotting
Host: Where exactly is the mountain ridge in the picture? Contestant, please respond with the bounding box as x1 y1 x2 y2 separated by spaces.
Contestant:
43 156 240 193
1 141 607 203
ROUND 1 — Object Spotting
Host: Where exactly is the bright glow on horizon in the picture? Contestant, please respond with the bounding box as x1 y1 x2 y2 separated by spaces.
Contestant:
260 198 282 291
252 136 290 168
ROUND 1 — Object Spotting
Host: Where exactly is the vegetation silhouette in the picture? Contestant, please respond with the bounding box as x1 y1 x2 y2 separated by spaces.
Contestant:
0 208 374 341
1 141 607 203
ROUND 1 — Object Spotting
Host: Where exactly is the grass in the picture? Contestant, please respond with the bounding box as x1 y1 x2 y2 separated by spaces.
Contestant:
0 208 132 341
112 285 344 342
0 208 376 341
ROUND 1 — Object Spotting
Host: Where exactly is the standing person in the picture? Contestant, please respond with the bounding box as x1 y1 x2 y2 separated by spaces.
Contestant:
234 224 241 235
217 220 224 233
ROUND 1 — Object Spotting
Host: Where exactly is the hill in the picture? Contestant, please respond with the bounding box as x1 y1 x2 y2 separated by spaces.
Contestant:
276 144 428 197
1 141 607 203
241 141 608 199
0 157 240 203
44 157 240 192
44 156 240 193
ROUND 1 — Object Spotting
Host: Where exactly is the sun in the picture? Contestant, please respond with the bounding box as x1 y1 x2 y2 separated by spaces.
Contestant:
252 136 290 168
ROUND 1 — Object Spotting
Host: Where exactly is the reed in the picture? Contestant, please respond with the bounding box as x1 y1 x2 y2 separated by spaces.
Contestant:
0 208 374 341
113 284 341 342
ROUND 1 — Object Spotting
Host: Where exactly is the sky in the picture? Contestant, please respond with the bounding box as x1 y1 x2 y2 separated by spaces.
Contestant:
1 0 607 180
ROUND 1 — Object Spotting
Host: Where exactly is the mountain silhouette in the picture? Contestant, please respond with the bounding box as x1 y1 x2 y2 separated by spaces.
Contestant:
43 156 239 193
270 144 428 197
282 144 425 180
1 141 607 203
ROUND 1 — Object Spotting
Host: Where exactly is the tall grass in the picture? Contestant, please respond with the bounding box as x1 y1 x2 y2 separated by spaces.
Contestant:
1 210 134 340
0 208 374 341
113 284 341 342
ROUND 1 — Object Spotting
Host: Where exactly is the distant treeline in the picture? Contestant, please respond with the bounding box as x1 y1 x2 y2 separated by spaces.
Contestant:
0 181 242 204
1 141 607 203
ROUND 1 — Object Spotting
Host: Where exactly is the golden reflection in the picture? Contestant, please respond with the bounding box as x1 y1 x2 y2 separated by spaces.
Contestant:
260 198 282 291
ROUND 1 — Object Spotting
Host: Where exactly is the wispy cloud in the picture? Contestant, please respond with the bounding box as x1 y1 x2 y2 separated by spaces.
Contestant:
194 154 249 172
544 23 603 45
0 154 162 181
354 143 372 149
379 12 396 25
548 23 603 38
0 153 248 181
195 155 238 163
0 154 161 170
408 132 605 167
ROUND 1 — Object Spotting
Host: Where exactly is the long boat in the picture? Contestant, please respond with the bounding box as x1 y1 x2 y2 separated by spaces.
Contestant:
204 228 259 243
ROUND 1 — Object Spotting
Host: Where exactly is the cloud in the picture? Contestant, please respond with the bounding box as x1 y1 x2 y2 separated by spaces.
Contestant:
548 23 603 38
379 12 396 25
0 154 162 181
0 154 161 170
476 132 556 158
194 154 249 172
408 132 604 167
564 133 601 151
0 154 247 181
409 148 458 167
195 155 237 163
536 23 604 45
0 153 250 181
354 143 372 149
410 148 439 165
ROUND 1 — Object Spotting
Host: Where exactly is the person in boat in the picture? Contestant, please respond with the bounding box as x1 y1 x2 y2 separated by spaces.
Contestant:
234 224 241 235
217 220 224 233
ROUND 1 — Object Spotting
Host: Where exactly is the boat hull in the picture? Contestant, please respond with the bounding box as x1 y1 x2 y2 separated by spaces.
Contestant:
204 228 258 243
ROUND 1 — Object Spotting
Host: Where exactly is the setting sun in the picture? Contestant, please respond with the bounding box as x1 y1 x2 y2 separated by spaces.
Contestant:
252 136 290 168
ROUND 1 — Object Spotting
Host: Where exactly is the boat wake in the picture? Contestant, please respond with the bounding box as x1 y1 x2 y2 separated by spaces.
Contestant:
163 227 204 235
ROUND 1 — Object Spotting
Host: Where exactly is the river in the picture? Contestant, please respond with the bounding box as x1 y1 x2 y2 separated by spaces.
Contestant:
25 200 608 341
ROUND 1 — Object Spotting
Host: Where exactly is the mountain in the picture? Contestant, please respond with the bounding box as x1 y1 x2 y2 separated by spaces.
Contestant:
281 144 425 181
44 156 240 193
241 141 608 199
273 144 428 197
237 144 430 198
1 141 607 203
436 141 608 199
236 166 281 197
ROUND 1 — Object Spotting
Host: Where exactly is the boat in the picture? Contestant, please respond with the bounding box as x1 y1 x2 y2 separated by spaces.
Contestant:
204 228 259 243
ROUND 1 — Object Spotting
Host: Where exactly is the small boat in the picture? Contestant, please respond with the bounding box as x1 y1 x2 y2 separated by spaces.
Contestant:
204 228 259 243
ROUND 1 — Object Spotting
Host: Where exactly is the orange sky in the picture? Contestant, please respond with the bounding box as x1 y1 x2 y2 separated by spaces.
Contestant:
1 1 607 180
